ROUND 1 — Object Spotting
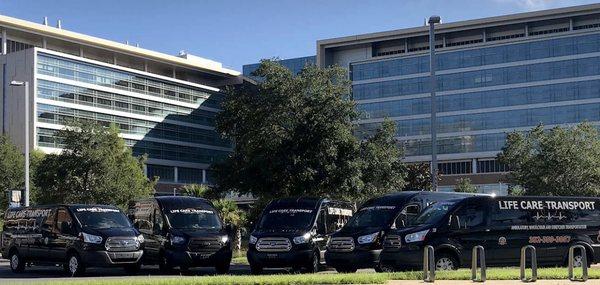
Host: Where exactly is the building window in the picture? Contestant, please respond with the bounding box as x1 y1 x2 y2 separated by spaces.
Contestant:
477 159 509 173
178 167 203 184
438 161 472 175
146 164 175 182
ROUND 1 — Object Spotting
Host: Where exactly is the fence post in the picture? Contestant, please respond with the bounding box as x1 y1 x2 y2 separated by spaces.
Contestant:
520 245 537 282
568 245 588 282
423 245 435 283
471 245 486 282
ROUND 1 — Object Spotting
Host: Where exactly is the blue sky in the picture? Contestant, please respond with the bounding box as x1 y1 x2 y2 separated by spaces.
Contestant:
0 0 596 71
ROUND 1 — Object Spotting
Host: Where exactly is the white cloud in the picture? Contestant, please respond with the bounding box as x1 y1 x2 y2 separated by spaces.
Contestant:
493 0 555 10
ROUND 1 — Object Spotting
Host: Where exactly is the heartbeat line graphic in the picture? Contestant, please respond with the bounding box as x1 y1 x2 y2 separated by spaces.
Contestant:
533 211 566 221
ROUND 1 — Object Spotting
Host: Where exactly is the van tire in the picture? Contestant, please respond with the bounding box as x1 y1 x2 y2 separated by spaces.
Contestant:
303 251 320 273
215 261 230 274
565 246 592 268
158 253 173 273
9 249 25 273
250 263 263 275
335 266 357 273
65 252 85 277
435 253 458 271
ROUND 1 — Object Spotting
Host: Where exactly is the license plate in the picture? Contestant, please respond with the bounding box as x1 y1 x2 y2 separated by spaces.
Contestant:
267 253 278 258
115 253 134 259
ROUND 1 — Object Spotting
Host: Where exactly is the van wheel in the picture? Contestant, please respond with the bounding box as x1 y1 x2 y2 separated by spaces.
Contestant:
9 250 25 273
65 252 85 277
250 263 263 275
303 251 320 273
567 249 592 268
335 266 357 273
123 262 141 274
215 261 230 274
435 253 458 271
158 253 173 273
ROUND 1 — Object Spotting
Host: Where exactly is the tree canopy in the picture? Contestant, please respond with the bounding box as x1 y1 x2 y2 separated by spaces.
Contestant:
0 135 25 209
498 123 600 196
34 122 155 207
213 61 406 202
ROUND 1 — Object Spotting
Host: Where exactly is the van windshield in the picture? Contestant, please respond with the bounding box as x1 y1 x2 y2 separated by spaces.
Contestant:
73 207 131 229
257 208 314 230
411 201 457 226
345 206 397 229
166 208 222 230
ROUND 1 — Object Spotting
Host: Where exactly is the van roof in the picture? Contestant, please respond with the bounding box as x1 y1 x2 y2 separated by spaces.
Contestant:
267 197 327 210
6 204 118 211
360 191 480 208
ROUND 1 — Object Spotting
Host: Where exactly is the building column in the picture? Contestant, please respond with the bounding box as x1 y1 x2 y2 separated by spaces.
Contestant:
202 169 207 184
482 29 487 43
472 158 477 174
174 166 179 183
172 67 176 78
525 24 529 37
143 164 148 177
113 54 117 65
42 37 47 49
1 28 7 55
569 18 574 31
79 46 83 57
404 39 408 53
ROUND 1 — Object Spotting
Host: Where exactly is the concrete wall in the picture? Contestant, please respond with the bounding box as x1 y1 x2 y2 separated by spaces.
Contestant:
0 48 35 153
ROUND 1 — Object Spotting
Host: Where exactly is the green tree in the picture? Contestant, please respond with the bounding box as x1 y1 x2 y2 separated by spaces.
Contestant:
213 60 362 201
358 119 406 199
403 163 438 191
34 121 154 207
454 178 477 193
498 123 600 196
0 135 24 209
182 183 221 200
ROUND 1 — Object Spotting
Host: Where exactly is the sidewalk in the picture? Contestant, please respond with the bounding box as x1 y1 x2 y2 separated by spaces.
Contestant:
388 280 600 285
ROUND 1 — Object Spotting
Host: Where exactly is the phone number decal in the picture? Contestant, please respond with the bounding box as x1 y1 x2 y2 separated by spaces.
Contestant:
529 235 571 244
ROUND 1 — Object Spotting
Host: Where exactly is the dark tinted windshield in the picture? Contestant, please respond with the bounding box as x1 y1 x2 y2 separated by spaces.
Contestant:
345 206 397 229
73 207 131 229
411 201 457 226
166 208 222 230
257 208 315 230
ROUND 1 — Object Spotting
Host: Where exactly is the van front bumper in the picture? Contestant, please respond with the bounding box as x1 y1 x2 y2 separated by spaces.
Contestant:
325 249 381 269
379 248 423 269
247 248 313 268
82 250 143 267
166 247 232 267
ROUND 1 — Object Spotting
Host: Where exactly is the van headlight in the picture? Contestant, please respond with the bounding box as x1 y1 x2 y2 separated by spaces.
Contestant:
249 235 257 244
170 235 186 245
81 232 103 244
136 234 144 244
357 232 379 244
293 232 311 244
404 230 429 243
221 235 229 243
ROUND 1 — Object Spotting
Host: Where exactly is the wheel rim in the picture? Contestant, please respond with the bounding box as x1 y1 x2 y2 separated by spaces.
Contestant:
573 255 583 267
10 254 19 270
436 257 454 270
69 256 78 274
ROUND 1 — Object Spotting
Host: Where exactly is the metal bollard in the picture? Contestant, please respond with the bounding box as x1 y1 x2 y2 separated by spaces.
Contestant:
423 245 435 283
568 245 588 282
520 245 537 282
471 245 486 282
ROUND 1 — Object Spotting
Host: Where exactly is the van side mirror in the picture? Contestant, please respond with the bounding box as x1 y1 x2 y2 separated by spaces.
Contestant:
449 215 461 230
41 223 51 232
60 222 72 234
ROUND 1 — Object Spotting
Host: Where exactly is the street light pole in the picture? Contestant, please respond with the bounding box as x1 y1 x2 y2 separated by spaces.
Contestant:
428 16 441 191
10 80 29 206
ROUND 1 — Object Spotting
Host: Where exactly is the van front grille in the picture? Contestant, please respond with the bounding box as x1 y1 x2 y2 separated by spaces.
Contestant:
105 237 139 252
328 237 355 252
188 237 223 253
256 237 291 252
383 235 402 249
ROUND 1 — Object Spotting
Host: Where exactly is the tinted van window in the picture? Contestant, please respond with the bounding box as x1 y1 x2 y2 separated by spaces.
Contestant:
345 206 396 229
166 208 221 230
257 208 315 230
73 207 131 229
454 204 485 228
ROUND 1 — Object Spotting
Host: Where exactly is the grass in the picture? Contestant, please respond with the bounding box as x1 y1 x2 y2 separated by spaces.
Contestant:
231 249 249 265
36 267 599 285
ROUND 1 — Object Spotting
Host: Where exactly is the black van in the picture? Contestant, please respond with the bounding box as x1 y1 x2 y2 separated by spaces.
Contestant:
247 197 354 274
380 196 600 270
325 191 474 273
1 204 143 276
128 196 232 274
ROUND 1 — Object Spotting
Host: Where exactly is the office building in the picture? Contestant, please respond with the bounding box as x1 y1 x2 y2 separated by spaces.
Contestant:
0 15 243 193
316 4 600 194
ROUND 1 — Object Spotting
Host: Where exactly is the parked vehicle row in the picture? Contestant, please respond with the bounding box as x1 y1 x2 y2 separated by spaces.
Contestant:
2 192 600 277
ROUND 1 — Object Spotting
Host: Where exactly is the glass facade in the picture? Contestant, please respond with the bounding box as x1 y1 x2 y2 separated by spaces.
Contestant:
243 56 316 81
35 52 229 184
353 32 600 159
